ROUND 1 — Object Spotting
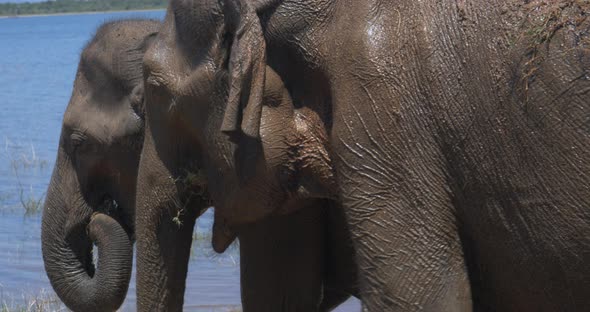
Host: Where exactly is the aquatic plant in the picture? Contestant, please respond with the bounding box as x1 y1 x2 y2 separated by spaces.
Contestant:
2 141 47 216
18 186 43 217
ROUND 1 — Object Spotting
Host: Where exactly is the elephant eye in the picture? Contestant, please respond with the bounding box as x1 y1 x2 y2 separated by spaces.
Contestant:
129 84 145 120
70 131 88 153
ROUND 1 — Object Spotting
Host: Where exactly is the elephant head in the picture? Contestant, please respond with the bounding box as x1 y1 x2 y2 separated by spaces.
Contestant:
41 19 159 312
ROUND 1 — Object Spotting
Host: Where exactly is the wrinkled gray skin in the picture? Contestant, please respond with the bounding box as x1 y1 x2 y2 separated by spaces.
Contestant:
41 20 158 312
139 0 589 311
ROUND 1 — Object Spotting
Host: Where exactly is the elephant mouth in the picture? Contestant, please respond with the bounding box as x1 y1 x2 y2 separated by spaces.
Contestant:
98 194 119 215
95 194 134 240
73 196 126 278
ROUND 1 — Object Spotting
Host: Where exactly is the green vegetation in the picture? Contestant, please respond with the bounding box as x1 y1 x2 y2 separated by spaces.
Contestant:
0 0 166 17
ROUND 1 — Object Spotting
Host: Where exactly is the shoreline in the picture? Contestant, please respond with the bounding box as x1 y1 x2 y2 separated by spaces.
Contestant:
0 8 165 19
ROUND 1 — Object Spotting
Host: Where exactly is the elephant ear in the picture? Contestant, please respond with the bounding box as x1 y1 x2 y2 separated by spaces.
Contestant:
220 0 266 140
129 83 145 120
129 31 158 121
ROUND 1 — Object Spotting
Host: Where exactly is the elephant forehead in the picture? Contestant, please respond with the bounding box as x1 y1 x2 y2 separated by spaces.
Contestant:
143 40 183 91
143 20 215 98
169 0 222 33
64 103 141 141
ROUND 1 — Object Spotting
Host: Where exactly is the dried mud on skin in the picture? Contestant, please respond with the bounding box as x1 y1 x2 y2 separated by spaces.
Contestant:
511 0 590 102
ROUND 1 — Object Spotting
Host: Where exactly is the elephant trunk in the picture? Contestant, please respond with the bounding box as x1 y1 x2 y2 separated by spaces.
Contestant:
42 172 132 312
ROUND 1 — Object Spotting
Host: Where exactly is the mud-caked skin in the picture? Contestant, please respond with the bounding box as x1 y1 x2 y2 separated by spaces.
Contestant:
41 19 159 312
139 0 590 311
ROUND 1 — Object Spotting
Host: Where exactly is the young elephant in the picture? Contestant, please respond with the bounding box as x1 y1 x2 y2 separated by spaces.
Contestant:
138 29 359 309
41 19 159 312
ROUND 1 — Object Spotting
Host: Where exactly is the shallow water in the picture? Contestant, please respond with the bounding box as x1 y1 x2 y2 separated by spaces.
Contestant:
0 10 360 311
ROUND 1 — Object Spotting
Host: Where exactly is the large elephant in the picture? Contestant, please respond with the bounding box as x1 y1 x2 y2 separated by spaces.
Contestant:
41 19 159 312
138 0 590 311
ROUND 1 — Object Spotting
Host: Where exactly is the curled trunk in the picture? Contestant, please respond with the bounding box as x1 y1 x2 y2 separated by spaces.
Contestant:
42 179 132 312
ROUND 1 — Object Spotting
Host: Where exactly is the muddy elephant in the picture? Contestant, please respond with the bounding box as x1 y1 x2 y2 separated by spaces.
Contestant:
138 0 590 311
41 19 159 312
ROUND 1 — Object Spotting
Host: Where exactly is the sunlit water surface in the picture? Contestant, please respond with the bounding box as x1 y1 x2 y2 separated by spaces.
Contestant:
0 10 360 311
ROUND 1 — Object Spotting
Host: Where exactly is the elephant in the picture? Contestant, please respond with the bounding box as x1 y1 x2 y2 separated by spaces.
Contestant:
41 19 159 312
136 31 359 309
40 17 356 312
138 0 590 311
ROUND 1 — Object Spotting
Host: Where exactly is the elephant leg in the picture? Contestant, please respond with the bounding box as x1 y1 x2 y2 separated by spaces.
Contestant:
237 199 325 312
328 62 474 311
135 137 201 311
348 198 472 312
336 184 473 312
320 201 359 311
333 159 473 311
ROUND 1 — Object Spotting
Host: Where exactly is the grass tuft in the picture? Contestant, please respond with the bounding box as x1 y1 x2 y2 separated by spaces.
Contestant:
18 187 44 217
0 289 66 312
2 141 47 216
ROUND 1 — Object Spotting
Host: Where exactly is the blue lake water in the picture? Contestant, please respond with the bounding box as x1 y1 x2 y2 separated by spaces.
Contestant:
0 10 360 311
